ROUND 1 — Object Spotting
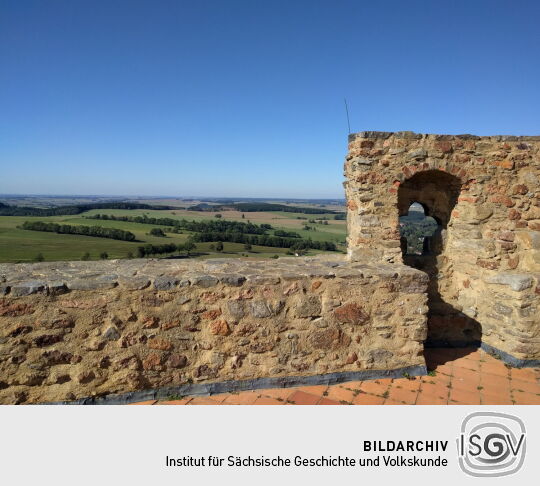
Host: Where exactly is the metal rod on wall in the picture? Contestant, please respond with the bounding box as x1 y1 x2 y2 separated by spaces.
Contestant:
344 98 351 134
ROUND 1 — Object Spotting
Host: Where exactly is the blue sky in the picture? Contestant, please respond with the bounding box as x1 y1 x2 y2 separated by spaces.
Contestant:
1 0 539 198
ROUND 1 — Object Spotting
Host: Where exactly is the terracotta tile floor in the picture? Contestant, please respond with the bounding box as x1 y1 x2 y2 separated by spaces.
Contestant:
132 348 540 405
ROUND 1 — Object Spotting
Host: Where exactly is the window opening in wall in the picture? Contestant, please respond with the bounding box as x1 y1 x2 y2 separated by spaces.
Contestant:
396 170 480 347
399 202 440 256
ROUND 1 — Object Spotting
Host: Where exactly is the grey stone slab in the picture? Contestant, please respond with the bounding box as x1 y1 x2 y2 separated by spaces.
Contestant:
67 275 118 291
485 273 533 292
153 276 179 291
246 275 281 285
249 300 274 318
219 274 246 286
118 275 151 290
10 280 47 296
191 275 219 287
47 281 68 295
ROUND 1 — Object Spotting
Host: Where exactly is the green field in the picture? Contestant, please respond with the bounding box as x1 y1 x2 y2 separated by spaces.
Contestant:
0 205 347 263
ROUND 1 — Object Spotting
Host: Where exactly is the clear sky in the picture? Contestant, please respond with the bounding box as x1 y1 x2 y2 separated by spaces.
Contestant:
1 0 539 198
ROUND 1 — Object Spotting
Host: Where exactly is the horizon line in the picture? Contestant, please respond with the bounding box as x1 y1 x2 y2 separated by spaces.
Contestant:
0 193 345 201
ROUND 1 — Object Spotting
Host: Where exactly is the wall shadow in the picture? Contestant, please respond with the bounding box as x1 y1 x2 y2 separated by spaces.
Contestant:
404 253 482 367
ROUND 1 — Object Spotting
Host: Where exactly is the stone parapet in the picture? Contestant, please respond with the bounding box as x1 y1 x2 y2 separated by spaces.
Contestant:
0 256 428 404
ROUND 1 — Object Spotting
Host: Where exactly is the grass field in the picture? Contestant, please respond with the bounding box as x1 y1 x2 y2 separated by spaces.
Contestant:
0 205 347 263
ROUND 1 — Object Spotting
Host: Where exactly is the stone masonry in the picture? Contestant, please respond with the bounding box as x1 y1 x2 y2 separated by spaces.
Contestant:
345 131 540 364
0 257 427 404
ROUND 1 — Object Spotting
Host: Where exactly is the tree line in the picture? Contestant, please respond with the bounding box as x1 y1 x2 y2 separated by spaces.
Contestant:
187 202 339 214
87 213 272 234
137 241 196 257
20 221 137 241
274 229 301 238
0 201 174 217
191 231 337 251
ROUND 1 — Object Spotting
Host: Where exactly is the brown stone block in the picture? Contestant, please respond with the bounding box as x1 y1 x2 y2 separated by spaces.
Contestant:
334 303 369 325
142 353 163 371
434 141 453 153
209 319 230 336
476 259 500 270
147 338 173 351
494 160 515 170
489 195 515 207
202 309 222 320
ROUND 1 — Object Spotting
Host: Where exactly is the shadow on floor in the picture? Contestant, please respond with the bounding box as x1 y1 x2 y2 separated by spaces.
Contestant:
424 346 480 371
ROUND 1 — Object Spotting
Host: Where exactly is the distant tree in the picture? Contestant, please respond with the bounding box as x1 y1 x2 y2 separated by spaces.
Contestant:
214 214 222 219
149 228 166 237
183 241 196 256
127 251 134 259
215 241 224 252
34 253 44 262
244 243 252 251
100 252 108 260
81 252 90 261
241 214 245 219
272 254 279 259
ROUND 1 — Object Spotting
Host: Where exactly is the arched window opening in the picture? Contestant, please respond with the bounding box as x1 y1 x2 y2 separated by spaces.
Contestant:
399 202 440 256
396 170 480 348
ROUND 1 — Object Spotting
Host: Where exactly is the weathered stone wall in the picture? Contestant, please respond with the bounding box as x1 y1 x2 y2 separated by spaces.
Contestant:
0 257 428 404
344 131 540 363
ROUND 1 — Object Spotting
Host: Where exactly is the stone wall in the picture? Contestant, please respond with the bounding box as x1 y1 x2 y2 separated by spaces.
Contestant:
344 131 540 364
0 257 428 404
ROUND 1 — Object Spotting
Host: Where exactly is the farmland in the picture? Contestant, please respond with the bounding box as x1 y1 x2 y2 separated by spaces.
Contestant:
0 198 347 263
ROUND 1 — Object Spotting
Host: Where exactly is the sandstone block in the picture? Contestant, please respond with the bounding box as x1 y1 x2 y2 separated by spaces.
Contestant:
227 300 245 319
516 231 540 250
249 300 273 318
148 338 173 350
295 296 322 318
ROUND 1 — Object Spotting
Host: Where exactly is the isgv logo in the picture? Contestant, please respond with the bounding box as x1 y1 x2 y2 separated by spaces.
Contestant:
457 412 526 477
